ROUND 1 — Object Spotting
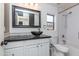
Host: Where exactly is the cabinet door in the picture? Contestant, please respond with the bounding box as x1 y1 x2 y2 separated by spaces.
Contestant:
38 43 49 56
4 47 24 56
24 45 38 56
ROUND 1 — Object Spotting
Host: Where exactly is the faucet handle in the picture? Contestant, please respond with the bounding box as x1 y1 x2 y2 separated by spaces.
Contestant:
38 28 41 31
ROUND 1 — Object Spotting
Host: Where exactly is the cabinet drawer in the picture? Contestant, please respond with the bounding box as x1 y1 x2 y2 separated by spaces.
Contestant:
4 41 24 49
4 38 50 49
24 38 49 46
4 46 24 56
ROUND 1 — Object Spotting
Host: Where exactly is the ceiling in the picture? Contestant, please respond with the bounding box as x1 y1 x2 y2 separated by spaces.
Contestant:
57 3 77 8
47 3 77 9
56 3 78 12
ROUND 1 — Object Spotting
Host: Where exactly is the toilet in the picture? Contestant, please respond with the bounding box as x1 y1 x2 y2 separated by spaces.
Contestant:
53 44 69 56
50 36 69 56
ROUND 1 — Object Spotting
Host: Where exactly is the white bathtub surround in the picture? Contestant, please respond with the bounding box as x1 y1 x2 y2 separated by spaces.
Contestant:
58 4 79 56
68 45 79 56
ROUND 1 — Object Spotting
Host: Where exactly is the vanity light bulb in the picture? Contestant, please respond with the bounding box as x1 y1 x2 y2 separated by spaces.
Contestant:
30 3 34 6
35 3 38 6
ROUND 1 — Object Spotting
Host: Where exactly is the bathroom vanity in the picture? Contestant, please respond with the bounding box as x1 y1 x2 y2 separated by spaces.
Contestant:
3 4 54 56
4 35 51 56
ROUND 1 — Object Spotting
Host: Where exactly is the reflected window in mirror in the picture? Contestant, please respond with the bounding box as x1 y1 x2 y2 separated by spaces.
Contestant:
15 9 30 26
47 14 55 30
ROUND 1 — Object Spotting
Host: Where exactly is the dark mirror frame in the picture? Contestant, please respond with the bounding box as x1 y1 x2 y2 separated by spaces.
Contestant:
12 5 41 28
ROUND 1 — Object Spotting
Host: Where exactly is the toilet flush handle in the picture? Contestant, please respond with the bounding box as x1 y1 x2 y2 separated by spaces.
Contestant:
62 39 66 44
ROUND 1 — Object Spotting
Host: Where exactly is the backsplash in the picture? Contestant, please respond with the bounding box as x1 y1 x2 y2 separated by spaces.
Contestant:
10 32 32 36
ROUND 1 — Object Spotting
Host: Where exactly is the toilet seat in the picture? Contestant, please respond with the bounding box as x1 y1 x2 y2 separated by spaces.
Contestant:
54 44 69 53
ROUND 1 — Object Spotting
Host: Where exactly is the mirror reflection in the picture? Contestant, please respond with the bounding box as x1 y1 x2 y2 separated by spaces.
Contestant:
12 5 41 28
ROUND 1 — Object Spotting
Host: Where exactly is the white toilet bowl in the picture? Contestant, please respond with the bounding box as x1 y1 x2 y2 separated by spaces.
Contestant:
53 44 69 56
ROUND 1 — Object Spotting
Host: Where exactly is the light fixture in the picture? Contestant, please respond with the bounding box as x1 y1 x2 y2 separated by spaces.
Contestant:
23 3 38 10
29 3 38 6
34 3 38 6
29 3 34 6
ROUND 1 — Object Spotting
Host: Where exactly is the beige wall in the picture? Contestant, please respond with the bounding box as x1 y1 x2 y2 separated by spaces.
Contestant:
4 4 10 33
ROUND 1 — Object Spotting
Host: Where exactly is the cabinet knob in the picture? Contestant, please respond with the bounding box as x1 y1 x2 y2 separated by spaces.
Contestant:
12 54 14 56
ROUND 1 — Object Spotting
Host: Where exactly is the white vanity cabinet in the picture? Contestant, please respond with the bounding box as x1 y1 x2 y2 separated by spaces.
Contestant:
38 43 49 56
24 43 49 56
4 38 50 56
24 44 38 56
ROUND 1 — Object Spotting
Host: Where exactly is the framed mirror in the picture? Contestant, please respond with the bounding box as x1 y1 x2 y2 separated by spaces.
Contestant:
12 5 41 28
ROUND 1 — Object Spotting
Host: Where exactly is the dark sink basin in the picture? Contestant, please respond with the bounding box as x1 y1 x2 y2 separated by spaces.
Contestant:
31 31 43 36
